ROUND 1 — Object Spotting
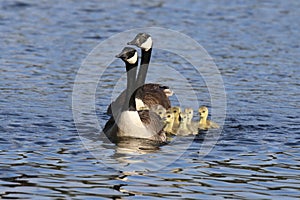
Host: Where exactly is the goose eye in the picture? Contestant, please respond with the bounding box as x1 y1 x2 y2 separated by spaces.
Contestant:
167 115 171 118
159 112 162 114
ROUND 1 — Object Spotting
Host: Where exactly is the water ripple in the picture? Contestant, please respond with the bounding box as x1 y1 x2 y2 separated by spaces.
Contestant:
1 0 300 199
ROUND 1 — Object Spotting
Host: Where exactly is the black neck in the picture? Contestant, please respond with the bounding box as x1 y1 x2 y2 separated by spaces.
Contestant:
128 87 138 111
136 48 152 88
123 62 138 111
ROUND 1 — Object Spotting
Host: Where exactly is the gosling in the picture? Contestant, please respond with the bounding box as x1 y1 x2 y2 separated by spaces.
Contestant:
198 106 220 130
170 106 181 129
184 108 198 135
151 104 167 119
163 111 176 135
176 112 192 136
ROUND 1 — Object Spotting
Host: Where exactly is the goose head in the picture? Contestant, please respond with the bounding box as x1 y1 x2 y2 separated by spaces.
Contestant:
184 108 194 123
171 106 181 117
151 104 166 119
116 47 138 65
198 106 208 119
127 33 153 51
157 108 166 119
164 111 174 124
179 112 188 124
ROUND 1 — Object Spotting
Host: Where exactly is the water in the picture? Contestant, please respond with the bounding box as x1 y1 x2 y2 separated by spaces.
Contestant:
1 0 300 199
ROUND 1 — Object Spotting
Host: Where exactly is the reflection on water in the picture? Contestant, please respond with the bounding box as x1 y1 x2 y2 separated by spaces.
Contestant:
1 0 300 199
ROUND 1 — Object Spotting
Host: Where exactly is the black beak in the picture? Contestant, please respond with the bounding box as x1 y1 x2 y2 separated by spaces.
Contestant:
127 39 138 46
116 52 125 59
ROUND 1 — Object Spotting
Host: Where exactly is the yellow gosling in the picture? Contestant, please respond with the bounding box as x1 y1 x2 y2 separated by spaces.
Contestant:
163 111 176 135
170 106 181 129
176 112 191 136
185 108 193 125
198 106 220 130
184 108 198 135
151 104 166 119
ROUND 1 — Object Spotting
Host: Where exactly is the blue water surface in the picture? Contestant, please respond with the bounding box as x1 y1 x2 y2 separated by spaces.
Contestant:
1 0 299 199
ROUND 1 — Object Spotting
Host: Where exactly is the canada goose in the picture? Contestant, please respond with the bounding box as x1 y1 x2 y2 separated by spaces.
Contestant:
163 111 176 135
127 32 172 106
127 32 152 88
185 108 198 135
198 106 220 130
176 112 191 136
103 47 166 143
170 106 181 129
107 33 172 116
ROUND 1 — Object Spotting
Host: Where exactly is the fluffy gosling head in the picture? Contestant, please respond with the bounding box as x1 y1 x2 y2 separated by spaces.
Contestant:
184 108 193 122
198 106 209 119
171 106 181 115
151 105 166 119
164 111 174 124
179 112 188 124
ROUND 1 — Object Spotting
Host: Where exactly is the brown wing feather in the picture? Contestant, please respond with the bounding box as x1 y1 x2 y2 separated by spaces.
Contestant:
107 83 171 115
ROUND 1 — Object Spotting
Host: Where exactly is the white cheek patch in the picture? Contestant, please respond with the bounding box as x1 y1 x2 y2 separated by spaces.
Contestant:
127 52 138 64
140 37 153 51
135 98 148 110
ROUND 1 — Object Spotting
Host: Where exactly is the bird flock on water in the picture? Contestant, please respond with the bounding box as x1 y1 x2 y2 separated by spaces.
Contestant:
103 33 219 144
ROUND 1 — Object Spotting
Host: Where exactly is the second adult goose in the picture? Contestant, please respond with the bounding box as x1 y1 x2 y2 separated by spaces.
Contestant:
103 47 166 143
128 33 173 97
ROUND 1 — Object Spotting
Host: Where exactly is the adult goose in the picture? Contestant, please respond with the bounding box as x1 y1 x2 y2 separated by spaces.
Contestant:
103 47 166 143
